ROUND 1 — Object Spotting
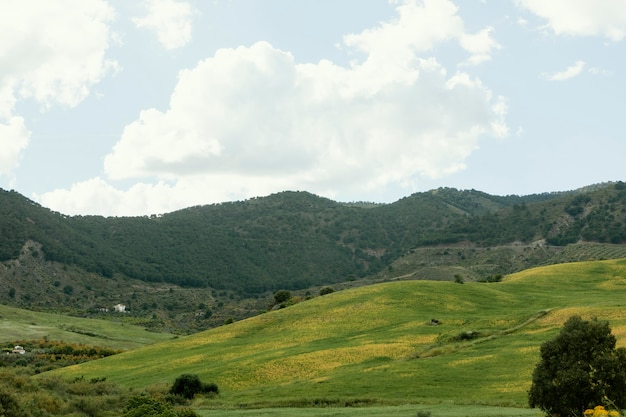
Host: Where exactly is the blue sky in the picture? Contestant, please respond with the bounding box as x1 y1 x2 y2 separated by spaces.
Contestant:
1 0 625 216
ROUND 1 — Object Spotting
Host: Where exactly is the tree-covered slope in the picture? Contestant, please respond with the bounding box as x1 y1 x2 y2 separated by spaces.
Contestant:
2 183 626 296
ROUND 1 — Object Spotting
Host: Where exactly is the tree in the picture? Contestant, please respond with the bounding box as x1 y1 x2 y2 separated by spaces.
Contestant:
528 315 626 417
170 374 219 400
170 374 202 399
273 290 292 305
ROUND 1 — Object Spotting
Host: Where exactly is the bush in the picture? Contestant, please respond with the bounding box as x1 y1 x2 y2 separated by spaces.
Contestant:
273 290 292 305
123 394 200 417
528 315 626 417
0 390 22 417
123 395 177 417
319 286 335 296
170 374 202 399
170 374 218 400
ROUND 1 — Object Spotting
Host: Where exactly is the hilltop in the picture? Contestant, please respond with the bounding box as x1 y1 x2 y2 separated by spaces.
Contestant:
2 182 626 331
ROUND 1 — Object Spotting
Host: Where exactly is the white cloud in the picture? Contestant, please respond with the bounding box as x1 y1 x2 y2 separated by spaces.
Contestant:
42 0 508 216
543 60 586 81
133 0 194 50
0 0 116 174
0 117 30 175
459 27 500 66
344 0 499 69
516 0 626 41
589 67 613 76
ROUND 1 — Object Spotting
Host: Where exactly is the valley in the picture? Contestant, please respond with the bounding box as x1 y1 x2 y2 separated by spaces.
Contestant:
2 183 626 415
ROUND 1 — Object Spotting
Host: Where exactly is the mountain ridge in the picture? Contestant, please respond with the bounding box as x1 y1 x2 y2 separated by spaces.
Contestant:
2 182 626 331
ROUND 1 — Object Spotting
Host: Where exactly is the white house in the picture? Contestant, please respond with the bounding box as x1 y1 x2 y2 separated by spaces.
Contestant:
12 345 25 354
114 303 126 312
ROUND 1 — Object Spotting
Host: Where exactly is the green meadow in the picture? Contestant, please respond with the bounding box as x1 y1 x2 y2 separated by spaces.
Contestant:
47 259 626 411
0 303 174 349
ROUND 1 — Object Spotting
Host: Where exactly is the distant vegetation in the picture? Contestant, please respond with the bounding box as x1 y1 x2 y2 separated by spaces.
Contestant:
3 182 626 331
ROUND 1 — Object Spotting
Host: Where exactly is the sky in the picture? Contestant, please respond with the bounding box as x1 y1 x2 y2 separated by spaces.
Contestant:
1 0 626 216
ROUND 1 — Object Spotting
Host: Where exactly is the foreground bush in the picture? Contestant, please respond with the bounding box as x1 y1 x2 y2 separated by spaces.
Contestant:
123 395 199 417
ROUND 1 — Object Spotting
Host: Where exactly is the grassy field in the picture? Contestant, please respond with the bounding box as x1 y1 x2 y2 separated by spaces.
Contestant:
0 303 175 349
196 404 543 416
46 258 626 411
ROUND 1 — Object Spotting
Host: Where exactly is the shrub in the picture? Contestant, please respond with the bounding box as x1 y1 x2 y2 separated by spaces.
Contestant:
0 390 22 417
528 315 626 417
170 374 218 400
273 290 292 305
319 286 335 296
201 382 219 395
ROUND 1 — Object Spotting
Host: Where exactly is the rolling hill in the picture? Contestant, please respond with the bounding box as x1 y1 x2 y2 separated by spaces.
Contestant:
47 258 626 408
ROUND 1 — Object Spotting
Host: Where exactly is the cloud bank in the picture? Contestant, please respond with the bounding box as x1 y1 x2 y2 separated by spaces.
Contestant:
0 0 117 177
38 0 507 216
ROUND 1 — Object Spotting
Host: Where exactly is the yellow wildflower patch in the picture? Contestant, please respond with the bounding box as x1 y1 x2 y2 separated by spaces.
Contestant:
228 343 412 388
584 405 622 417
448 354 494 367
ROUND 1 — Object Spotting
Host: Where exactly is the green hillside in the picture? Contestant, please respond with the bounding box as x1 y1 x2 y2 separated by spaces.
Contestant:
0 303 174 350
3 182 626 299
48 259 626 408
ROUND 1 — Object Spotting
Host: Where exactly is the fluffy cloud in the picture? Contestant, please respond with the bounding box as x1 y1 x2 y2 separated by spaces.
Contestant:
0 117 30 176
517 0 626 40
543 60 586 81
0 0 117 174
133 0 194 50
42 0 508 216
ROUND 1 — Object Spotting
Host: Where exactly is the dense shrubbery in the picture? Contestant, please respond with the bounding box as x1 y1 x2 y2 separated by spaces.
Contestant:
123 395 199 417
0 369 126 416
0 357 215 416
0 340 120 372
4 184 626 299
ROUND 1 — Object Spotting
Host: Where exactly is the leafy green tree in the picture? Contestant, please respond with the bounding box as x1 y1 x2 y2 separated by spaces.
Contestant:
528 315 626 417
170 374 218 400
170 374 202 400
273 290 292 305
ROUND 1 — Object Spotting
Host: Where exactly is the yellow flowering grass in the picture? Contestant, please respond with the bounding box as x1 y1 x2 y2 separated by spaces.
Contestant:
47 258 626 407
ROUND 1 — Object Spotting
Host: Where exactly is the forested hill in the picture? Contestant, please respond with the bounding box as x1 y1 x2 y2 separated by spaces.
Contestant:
1 182 626 295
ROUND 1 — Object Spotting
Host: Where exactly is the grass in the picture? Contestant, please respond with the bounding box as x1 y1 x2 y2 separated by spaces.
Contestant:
196 404 543 416
0 303 174 350
45 258 626 410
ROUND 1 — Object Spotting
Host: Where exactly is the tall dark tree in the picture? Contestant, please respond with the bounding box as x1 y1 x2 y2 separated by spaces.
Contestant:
528 315 626 416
